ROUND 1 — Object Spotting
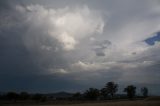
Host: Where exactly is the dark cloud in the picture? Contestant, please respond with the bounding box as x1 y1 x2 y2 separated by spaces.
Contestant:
96 52 105 56
0 23 37 76
93 40 111 56
0 0 160 95
0 0 10 9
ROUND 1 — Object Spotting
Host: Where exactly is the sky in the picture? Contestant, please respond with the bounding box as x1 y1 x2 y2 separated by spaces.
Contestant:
0 0 160 95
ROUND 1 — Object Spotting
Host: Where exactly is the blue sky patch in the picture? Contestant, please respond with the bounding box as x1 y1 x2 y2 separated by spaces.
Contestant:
145 32 160 45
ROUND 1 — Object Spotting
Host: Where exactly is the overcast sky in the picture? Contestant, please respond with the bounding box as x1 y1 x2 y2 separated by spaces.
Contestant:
0 0 160 95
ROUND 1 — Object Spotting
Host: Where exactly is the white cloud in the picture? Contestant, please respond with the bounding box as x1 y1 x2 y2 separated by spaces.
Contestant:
70 61 110 72
48 68 69 74
16 4 105 51
69 60 155 73
12 1 160 86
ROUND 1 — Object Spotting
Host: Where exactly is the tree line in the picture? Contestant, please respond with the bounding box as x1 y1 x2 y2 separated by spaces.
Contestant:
80 82 148 100
0 82 148 102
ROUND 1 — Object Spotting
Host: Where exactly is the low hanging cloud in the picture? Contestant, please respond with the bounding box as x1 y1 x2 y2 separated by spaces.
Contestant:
16 4 104 51
70 60 155 73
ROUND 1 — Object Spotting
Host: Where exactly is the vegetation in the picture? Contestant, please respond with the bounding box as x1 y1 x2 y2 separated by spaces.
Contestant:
19 92 30 100
6 92 19 101
124 85 136 99
141 87 148 97
0 82 152 105
100 82 118 100
84 88 100 100
72 92 82 100
105 82 118 98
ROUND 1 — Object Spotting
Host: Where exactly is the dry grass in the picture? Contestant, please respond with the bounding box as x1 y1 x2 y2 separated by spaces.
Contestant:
2 100 160 106
69 101 160 106
145 96 160 101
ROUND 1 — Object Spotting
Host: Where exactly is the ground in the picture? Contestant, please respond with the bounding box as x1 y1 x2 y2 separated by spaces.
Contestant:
1 100 160 106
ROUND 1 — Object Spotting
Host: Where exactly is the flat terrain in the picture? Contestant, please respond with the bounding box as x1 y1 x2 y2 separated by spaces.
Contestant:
1 100 160 106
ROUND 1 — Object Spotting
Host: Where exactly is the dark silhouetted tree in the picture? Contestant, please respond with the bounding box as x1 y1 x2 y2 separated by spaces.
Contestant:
141 87 148 97
124 85 136 99
6 92 19 102
105 82 118 98
20 92 30 100
32 93 43 102
100 88 108 99
0 93 2 100
84 88 100 100
73 92 82 100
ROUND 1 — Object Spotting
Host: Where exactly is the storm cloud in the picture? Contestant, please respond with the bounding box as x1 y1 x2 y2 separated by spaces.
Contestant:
0 0 160 94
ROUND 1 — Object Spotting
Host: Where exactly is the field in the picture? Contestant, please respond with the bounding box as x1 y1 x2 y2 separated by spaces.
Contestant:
1 100 160 106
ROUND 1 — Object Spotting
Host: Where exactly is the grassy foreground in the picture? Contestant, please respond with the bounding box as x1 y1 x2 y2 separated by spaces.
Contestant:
1 100 160 106
69 101 160 106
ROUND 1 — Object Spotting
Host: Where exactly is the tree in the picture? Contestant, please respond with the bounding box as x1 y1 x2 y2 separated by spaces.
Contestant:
20 92 30 100
84 88 100 100
100 88 108 99
0 93 2 100
6 92 19 102
32 93 43 102
105 82 118 98
124 85 136 99
141 87 148 97
72 92 82 100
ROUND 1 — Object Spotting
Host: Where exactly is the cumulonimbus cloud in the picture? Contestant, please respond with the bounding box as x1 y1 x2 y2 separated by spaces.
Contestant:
16 4 105 51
